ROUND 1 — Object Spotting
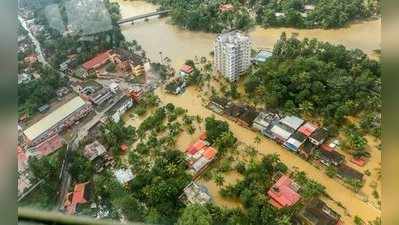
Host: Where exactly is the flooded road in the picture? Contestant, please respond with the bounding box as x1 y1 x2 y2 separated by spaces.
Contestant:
154 86 380 223
115 0 380 69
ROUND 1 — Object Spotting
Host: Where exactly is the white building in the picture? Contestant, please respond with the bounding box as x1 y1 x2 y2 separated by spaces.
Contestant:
214 31 251 82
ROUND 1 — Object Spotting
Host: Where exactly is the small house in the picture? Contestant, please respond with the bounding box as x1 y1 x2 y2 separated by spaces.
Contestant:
179 182 211 205
337 164 364 182
83 141 106 161
207 96 229 114
309 128 328 146
186 139 216 177
298 122 318 137
254 50 272 64
128 86 144 103
237 106 259 127
268 123 295 143
178 64 194 79
280 116 304 131
299 139 316 160
106 96 133 123
298 198 342 225
38 104 50 114
317 144 345 167
64 182 91 215
165 77 186 95
252 111 279 132
267 175 301 209
283 131 307 152
224 103 245 119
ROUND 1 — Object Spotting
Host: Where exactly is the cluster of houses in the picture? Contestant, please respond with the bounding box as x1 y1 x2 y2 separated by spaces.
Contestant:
207 96 364 184
185 134 217 178
267 173 344 225
165 64 194 95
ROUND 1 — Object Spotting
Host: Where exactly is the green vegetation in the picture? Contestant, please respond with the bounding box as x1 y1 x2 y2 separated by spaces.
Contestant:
177 204 212 225
146 0 254 33
100 119 136 159
253 0 379 29
245 33 381 137
20 147 66 209
18 65 68 117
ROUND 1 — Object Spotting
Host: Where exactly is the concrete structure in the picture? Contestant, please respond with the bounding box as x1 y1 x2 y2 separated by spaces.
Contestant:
267 175 301 209
23 97 92 146
298 198 342 225
106 96 133 123
84 141 107 161
254 50 272 63
179 182 211 205
214 31 251 82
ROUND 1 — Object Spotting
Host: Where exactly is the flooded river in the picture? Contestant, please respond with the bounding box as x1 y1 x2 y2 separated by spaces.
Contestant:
116 0 381 222
114 0 380 68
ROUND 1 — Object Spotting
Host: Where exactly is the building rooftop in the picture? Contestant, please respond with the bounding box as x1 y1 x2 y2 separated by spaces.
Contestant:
300 198 341 225
337 164 364 181
84 141 106 161
310 128 328 142
238 106 259 126
298 122 318 137
216 31 250 46
280 116 304 130
180 182 211 205
24 97 87 141
270 123 295 141
114 168 135 184
180 64 193 74
267 175 301 209
82 51 110 71
255 50 272 62
65 182 90 215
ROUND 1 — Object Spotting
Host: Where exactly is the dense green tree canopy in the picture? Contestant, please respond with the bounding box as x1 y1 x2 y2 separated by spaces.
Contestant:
176 204 212 225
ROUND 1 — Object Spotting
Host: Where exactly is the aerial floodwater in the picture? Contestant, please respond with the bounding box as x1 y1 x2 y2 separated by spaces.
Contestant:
116 0 381 223
115 0 381 69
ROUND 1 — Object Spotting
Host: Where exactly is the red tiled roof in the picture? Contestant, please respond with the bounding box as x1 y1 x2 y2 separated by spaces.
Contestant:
65 182 89 215
186 140 207 155
350 157 367 167
267 175 301 208
298 122 318 137
82 51 110 71
180 64 193 74
203 147 216 160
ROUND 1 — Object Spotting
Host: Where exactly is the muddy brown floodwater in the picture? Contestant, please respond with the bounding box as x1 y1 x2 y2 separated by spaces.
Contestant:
114 0 380 69
115 0 381 222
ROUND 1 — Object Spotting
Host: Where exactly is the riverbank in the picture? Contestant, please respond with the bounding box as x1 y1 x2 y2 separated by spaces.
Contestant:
115 0 380 67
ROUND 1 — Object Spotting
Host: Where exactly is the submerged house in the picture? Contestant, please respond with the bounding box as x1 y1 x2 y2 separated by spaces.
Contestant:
298 198 342 225
283 131 307 152
298 122 318 137
317 144 345 167
207 96 229 114
185 139 217 177
179 182 212 205
337 164 364 182
266 115 304 143
309 128 328 146
224 103 245 120
237 106 259 127
299 139 317 160
252 111 280 133
267 175 301 209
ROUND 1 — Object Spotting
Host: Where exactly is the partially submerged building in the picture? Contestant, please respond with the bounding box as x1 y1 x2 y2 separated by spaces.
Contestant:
252 111 280 133
106 96 133 123
267 175 301 209
207 96 229 114
337 164 364 182
298 198 342 225
309 128 328 146
179 182 212 205
317 144 345 167
84 141 107 161
283 131 307 152
186 139 217 177
237 106 259 127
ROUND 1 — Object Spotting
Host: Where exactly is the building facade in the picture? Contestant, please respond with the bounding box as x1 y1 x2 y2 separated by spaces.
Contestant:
214 31 251 82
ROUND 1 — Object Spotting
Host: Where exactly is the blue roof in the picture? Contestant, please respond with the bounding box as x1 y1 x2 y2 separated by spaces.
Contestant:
255 50 272 62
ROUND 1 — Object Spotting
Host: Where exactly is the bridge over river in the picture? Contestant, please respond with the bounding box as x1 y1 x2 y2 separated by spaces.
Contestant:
117 10 171 24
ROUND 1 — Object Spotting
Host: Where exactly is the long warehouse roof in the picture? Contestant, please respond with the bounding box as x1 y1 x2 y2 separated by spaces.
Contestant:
24 96 87 141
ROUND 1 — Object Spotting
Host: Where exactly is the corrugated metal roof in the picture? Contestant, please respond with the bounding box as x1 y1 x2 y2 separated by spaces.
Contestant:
24 97 87 141
280 116 304 130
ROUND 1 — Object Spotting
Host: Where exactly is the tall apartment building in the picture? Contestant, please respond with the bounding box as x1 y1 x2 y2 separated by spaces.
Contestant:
214 31 251 82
